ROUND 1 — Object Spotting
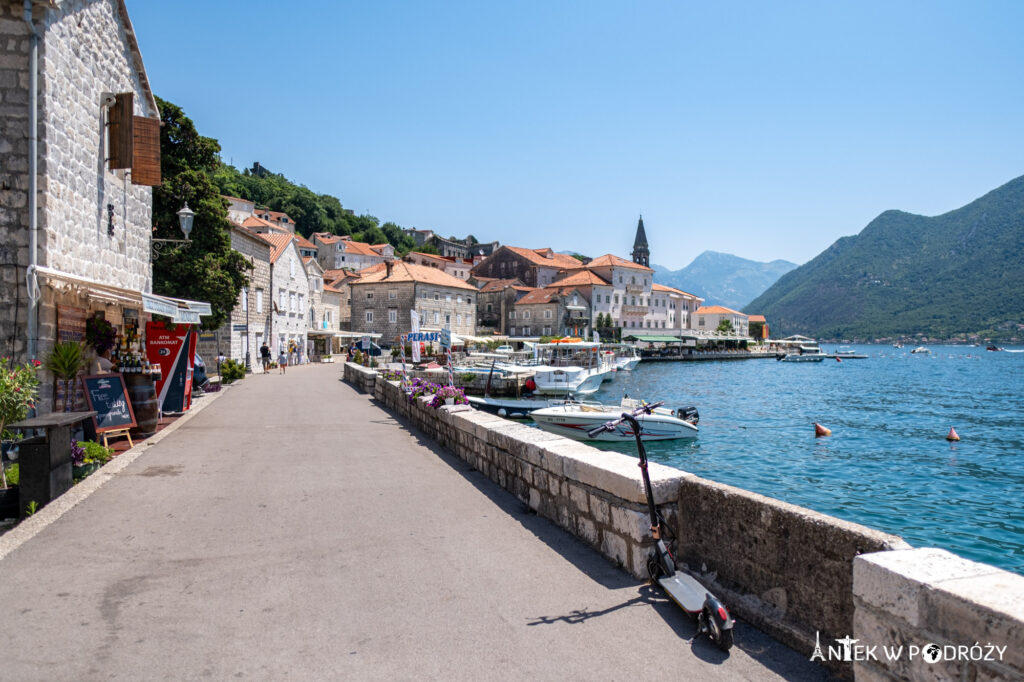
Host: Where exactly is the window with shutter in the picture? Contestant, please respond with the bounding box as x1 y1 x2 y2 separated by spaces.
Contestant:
131 116 161 186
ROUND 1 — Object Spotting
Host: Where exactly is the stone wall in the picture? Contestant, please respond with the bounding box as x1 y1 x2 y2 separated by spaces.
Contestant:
345 366 1024 679
853 548 1024 681
0 0 154 360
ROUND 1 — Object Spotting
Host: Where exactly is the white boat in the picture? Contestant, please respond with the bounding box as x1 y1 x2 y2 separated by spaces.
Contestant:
531 400 699 442
531 364 606 395
603 343 642 371
778 344 827 362
531 341 614 393
911 346 931 354
466 394 565 419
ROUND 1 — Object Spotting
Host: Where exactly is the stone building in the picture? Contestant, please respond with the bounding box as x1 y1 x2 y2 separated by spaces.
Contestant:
404 228 499 259
323 268 361 331
350 261 476 345
312 233 394 272
404 251 474 280
0 0 195 387
304 257 342 359
470 246 583 288
473 278 531 335
199 226 273 371
510 287 591 338
257 232 310 357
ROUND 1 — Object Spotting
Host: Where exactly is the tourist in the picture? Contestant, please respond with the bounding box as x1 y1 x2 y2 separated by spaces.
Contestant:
260 342 271 373
278 348 288 374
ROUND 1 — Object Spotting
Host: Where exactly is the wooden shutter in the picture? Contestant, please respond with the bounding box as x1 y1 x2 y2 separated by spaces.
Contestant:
131 116 162 186
107 92 133 169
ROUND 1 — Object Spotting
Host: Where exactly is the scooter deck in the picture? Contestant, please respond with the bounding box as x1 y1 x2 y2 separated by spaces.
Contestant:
658 573 707 614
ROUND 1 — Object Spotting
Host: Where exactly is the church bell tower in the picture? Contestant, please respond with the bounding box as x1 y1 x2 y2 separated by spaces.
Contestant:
631 215 649 267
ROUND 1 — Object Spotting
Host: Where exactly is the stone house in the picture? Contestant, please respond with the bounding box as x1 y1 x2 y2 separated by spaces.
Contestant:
510 287 592 338
350 261 476 346
694 305 749 336
198 226 273 371
471 246 582 288
403 228 499 259
304 257 341 359
312 233 394 271
473 278 531 335
257 232 310 357
0 0 186 393
404 251 474 280
223 195 255 225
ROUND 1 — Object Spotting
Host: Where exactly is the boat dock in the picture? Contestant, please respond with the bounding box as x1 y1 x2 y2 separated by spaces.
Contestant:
641 350 778 362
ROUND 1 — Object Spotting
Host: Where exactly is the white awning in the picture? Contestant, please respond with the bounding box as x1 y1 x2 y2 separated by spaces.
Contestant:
30 265 211 324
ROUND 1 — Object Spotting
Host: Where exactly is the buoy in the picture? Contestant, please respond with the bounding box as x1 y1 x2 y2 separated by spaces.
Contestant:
814 422 832 437
946 427 960 441
836 356 842 362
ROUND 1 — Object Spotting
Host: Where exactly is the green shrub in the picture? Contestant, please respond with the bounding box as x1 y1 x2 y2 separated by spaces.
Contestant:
77 440 113 464
220 358 246 384
4 463 18 486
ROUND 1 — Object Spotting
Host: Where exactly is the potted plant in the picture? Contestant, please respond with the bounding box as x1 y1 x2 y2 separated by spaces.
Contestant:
44 340 87 412
430 385 467 408
1 357 41 491
71 439 113 480
85 315 117 356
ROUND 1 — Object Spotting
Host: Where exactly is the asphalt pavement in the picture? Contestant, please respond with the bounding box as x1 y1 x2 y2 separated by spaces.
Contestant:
0 363 830 681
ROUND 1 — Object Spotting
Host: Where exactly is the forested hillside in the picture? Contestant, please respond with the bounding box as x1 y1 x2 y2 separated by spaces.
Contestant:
212 162 429 254
744 175 1024 341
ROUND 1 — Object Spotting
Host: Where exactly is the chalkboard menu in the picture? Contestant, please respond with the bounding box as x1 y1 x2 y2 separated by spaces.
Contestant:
81 374 137 432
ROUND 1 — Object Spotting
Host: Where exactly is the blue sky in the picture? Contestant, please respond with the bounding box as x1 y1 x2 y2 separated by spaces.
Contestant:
130 1 1024 269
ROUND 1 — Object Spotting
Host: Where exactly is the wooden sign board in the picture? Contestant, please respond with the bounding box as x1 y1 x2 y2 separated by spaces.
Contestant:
81 374 137 433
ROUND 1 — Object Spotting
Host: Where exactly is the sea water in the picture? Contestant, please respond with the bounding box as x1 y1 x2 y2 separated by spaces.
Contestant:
589 344 1024 574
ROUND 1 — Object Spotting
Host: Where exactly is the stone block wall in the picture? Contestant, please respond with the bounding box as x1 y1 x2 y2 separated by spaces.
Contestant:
853 548 1024 681
344 366 1024 679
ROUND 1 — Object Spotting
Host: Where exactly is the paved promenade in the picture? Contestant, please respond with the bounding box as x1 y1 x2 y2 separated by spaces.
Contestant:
0 364 828 681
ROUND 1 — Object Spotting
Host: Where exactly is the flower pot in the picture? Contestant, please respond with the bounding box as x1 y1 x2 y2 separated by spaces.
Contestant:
72 461 101 481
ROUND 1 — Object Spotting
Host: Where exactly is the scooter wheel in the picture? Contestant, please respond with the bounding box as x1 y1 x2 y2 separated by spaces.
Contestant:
646 556 663 581
704 607 733 652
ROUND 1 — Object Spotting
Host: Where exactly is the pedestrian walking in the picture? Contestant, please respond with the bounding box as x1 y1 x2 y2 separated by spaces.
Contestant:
278 349 288 374
260 342 271 373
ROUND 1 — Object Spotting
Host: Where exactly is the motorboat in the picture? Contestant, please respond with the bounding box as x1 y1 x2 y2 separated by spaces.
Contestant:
531 364 606 395
602 343 642 372
777 344 827 362
910 346 931 354
531 341 614 393
466 394 565 419
531 398 699 442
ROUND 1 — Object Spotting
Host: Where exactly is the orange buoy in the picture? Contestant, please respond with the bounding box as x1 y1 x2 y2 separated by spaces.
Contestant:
836 357 842 362
814 422 832 437
946 427 960 441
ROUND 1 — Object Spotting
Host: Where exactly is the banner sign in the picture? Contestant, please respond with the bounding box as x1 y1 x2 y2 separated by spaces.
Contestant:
146 321 195 413
440 328 451 351
406 332 440 342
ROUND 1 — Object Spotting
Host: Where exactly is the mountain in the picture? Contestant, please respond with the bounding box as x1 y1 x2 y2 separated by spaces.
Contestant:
743 175 1024 341
653 252 799 310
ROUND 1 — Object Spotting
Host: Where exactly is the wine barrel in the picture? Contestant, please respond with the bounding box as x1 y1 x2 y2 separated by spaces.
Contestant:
125 373 159 438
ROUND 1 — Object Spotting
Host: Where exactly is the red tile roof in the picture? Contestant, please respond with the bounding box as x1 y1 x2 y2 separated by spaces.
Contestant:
585 253 653 272
293 234 316 249
478 277 527 293
695 305 746 316
505 246 582 269
551 269 609 287
747 314 766 323
255 232 298 264
652 282 698 297
354 261 477 290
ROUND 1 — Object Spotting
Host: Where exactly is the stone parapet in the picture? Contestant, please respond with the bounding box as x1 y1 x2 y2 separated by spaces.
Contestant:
853 548 1024 681
345 368 1024 679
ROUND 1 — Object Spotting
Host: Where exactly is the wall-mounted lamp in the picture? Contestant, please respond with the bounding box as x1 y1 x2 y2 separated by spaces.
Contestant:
152 202 196 260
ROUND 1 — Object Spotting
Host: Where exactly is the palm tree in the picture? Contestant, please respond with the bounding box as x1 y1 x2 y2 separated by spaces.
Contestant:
44 341 88 412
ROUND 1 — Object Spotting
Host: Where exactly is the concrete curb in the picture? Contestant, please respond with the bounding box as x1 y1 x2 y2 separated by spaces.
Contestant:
0 386 229 562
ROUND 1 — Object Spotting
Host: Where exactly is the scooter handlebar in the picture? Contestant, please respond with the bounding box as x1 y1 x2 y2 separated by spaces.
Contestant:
585 401 665 438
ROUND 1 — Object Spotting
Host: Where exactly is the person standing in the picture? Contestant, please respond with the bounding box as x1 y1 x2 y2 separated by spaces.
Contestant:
260 342 271 373
278 348 288 374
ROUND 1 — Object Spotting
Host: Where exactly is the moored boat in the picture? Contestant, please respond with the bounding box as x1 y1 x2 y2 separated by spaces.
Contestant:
910 346 931 354
531 400 699 442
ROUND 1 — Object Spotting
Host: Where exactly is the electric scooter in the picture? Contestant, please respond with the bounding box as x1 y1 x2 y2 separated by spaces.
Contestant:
588 403 735 652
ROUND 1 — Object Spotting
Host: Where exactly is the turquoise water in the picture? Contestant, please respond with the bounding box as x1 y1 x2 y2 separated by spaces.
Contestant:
588 345 1024 574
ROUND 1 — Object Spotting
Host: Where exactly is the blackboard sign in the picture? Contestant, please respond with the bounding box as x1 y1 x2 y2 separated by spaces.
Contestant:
81 374 137 432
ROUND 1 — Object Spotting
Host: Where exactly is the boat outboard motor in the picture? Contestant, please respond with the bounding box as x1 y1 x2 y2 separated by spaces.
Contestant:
676 406 699 425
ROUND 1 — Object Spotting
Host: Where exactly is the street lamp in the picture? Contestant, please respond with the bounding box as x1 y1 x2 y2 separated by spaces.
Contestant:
152 202 195 259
